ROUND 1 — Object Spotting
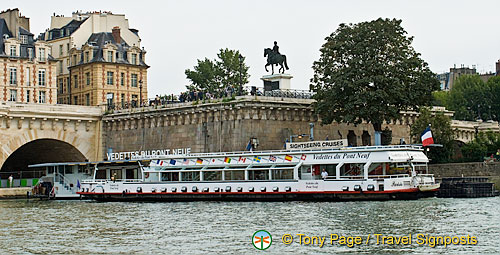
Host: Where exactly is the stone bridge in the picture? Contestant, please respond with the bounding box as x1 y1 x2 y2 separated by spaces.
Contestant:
0 102 102 177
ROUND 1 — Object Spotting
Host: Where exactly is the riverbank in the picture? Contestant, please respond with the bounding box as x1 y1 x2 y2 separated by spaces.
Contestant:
0 187 31 199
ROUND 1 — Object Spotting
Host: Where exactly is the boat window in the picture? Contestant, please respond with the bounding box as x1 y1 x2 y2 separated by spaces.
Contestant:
203 171 222 181
110 169 122 179
182 171 200 181
368 163 386 175
161 172 179 181
271 169 293 180
341 163 363 176
95 169 106 179
65 166 74 174
126 168 139 179
224 170 244 180
387 163 411 175
248 170 269 180
317 164 336 177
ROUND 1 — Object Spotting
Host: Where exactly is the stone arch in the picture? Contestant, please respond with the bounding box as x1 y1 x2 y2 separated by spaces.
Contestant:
0 129 96 174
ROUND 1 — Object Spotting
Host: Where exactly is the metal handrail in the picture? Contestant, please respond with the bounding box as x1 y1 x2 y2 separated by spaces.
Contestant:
153 145 423 159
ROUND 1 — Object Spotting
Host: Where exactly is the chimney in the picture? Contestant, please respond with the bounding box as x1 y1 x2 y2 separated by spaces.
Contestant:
496 60 500 76
112 26 121 44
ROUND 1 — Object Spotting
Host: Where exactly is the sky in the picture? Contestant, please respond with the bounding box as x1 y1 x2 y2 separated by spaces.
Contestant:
4 0 500 97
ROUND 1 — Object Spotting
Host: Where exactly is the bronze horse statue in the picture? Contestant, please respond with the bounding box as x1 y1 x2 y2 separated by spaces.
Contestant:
264 48 289 74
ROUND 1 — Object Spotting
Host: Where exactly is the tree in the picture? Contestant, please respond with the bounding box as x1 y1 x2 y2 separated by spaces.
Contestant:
486 76 500 121
432 90 449 107
410 108 454 163
311 18 439 135
185 48 250 96
447 75 489 121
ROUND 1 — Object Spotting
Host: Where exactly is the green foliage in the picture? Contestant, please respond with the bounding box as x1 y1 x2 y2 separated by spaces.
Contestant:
185 48 250 95
432 90 449 107
311 18 440 131
410 108 454 163
461 141 487 162
447 75 490 121
486 76 500 121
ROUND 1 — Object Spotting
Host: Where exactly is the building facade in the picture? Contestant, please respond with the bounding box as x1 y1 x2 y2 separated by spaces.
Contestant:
67 27 148 107
0 9 57 104
41 11 145 105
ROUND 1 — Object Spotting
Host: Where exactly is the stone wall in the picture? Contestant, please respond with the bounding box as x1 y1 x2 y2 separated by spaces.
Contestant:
102 96 417 156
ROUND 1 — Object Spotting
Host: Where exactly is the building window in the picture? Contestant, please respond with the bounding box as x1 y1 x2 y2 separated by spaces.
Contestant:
59 45 63 55
9 90 17 102
86 72 91 86
121 93 125 107
121 73 125 86
59 61 63 73
107 71 114 85
26 90 30 102
38 48 46 61
86 93 90 106
26 67 31 86
10 45 17 57
39 91 46 103
85 51 89 63
9 68 17 85
59 78 64 94
67 43 70 52
74 75 78 88
107 51 113 62
131 74 138 87
131 53 137 65
74 96 78 105
28 48 33 60
20 35 28 44
38 69 46 86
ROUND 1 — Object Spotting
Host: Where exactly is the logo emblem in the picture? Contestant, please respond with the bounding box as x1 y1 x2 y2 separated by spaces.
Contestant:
252 230 272 250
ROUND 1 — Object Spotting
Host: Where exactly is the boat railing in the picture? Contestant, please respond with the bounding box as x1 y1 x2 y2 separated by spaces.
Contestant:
157 145 423 158
80 178 143 184
325 174 411 180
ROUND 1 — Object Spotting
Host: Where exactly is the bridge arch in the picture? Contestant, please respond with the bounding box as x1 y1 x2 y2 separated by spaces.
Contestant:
0 129 97 176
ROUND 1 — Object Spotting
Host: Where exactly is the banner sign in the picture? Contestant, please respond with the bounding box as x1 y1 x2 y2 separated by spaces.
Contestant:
286 139 347 151
106 148 191 160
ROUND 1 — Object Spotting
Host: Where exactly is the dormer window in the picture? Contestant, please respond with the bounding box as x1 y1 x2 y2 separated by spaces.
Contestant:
38 48 46 62
20 35 28 44
107 51 113 62
85 51 89 63
131 53 137 65
10 45 17 57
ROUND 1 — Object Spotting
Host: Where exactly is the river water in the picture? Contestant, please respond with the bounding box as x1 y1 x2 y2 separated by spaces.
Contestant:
0 197 498 254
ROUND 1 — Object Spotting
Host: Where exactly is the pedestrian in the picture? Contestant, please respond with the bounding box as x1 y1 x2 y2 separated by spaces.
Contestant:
321 169 328 180
8 175 13 188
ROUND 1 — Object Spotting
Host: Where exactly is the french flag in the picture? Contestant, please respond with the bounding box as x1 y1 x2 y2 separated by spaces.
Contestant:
421 126 434 147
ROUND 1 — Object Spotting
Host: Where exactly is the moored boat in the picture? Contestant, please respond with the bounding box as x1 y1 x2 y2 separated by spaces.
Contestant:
76 145 439 201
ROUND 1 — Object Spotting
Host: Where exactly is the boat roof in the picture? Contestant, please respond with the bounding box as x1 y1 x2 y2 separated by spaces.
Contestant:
28 159 147 168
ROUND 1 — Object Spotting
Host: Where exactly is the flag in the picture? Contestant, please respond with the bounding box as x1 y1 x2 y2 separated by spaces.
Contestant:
269 155 276 162
285 155 293 161
155 159 164 166
253 156 261 162
224 157 231 163
183 158 189 165
169 159 176 165
196 158 203 164
238 156 246 163
77 180 81 189
246 140 252 151
301 154 307 160
421 126 434 147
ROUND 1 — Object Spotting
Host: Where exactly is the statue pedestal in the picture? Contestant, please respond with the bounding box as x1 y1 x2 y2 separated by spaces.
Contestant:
261 74 293 91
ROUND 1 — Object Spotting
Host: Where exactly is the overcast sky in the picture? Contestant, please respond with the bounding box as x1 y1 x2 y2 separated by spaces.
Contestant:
4 0 500 97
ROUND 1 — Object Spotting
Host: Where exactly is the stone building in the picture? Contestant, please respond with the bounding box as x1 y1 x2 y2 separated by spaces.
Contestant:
67 27 148 107
0 8 57 104
41 11 146 105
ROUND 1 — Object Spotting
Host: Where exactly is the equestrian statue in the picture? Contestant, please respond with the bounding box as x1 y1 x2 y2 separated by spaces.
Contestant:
264 41 289 74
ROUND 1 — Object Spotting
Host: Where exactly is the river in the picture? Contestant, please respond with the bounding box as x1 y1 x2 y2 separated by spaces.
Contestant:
0 197 498 254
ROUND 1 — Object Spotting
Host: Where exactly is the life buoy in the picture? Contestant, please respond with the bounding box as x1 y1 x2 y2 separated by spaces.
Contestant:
144 172 150 178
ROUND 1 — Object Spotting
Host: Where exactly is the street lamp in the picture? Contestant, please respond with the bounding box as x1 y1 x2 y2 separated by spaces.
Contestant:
139 80 143 107
238 54 243 96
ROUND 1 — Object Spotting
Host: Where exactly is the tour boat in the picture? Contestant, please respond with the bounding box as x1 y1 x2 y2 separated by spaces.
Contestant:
73 145 439 201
